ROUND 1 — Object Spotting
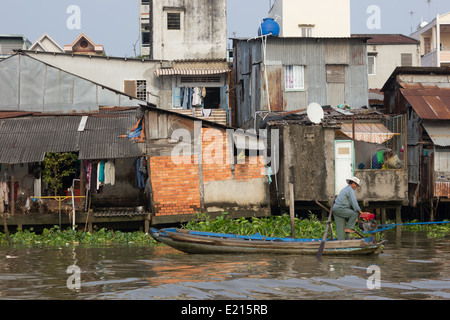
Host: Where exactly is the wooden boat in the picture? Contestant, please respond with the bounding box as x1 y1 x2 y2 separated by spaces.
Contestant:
149 228 385 256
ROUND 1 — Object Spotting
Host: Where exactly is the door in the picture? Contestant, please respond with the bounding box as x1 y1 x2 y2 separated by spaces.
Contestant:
335 140 354 195
326 65 346 107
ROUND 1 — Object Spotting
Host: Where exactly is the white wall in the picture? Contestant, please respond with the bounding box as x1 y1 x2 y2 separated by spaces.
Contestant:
269 0 350 38
140 0 227 60
26 52 160 106
368 44 421 89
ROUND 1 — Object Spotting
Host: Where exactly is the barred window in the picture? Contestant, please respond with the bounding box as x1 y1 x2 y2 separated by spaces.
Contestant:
136 80 147 101
285 65 304 90
167 12 181 30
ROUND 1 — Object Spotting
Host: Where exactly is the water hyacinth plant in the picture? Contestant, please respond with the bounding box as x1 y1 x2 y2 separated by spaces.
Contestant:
0 226 157 246
183 213 450 239
183 212 330 239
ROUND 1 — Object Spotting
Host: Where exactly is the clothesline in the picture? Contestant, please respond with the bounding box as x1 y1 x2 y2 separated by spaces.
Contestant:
85 159 116 193
173 86 207 110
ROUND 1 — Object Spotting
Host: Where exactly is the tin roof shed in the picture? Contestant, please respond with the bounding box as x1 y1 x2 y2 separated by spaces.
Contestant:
400 83 450 120
422 120 450 147
0 108 144 164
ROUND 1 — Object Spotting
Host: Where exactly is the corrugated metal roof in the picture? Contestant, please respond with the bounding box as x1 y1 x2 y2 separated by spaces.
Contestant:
400 83 450 120
0 110 144 164
422 120 450 146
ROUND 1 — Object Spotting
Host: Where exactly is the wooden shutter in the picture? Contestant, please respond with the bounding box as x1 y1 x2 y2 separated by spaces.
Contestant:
326 65 345 83
401 53 413 67
124 80 137 97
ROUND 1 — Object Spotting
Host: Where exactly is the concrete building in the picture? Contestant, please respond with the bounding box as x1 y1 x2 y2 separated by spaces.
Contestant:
410 12 450 67
139 0 227 60
268 0 351 38
353 34 421 90
261 109 408 221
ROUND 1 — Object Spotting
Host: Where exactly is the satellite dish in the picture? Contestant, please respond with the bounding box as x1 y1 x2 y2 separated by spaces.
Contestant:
307 103 324 124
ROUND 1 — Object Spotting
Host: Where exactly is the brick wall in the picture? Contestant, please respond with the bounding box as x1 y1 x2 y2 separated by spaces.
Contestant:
150 128 267 216
150 155 201 216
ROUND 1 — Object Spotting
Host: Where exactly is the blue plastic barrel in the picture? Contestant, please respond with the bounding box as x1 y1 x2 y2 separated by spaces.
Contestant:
258 18 280 37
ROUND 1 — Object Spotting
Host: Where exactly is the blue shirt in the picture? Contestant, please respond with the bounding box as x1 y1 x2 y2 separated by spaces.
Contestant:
334 185 361 212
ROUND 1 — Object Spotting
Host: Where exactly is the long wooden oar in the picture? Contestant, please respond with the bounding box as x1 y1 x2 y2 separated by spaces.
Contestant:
315 198 334 260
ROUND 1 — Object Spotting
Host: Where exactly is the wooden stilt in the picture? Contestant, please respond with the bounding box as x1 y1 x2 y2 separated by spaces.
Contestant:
1 213 12 247
289 183 295 238
396 206 402 236
10 165 15 217
381 208 386 225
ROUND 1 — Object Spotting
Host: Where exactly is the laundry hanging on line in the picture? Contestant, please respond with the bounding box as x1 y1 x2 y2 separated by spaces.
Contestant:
174 86 206 109
85 159 116 193
136 156 147 188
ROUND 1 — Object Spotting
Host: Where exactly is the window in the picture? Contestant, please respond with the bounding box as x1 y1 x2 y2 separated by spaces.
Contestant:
424 37 431 55
401 53 413 66
136 80 147 101
285 65 304 90
141 23 150 47
80 40 88 49
167 12 181 30
300 27 313 38
368 56 376 75
299 24 314 38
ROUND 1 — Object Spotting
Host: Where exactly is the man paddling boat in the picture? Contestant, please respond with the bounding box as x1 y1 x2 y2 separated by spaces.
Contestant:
333 177 368 240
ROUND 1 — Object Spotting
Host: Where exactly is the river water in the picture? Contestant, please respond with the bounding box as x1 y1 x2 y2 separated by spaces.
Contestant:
0 231 449 301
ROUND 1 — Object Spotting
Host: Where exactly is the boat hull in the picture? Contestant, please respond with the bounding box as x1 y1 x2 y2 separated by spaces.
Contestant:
150 228 385 256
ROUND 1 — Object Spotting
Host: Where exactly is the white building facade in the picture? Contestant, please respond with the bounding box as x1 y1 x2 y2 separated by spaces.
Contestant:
356 34 421 89
268 0 351 38
410 12 450 67
139 0 227 60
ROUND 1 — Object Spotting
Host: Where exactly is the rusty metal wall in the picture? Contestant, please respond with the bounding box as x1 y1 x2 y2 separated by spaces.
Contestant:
233 39 263 127
233 37 369 127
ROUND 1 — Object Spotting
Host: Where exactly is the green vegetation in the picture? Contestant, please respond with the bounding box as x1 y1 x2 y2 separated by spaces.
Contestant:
183 212 330 239
0 226 157 247
183 213 450 239
1 214 448 247
42 152 78 195
398 219 450 239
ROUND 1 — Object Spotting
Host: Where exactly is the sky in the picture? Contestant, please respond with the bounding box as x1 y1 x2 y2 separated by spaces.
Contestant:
0 0 449 57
